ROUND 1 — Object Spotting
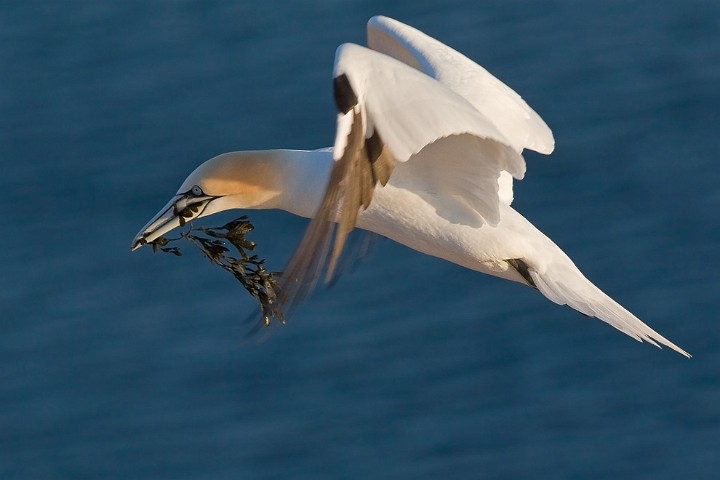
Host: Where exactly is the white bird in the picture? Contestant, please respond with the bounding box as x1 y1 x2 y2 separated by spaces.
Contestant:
132 16 689 357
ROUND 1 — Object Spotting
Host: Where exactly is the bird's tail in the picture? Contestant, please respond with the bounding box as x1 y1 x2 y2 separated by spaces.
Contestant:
526 256 690 357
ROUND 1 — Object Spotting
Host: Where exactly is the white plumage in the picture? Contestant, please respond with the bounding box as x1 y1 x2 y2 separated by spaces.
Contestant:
132 16 689 357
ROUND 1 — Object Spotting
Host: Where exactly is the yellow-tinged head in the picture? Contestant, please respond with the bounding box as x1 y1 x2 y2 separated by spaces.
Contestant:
179 151 284 206
131 151 287 250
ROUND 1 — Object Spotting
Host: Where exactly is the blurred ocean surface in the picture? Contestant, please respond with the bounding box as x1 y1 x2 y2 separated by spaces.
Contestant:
2 1 719 479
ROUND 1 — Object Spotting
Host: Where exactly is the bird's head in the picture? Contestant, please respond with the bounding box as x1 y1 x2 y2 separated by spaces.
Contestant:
131 151 283 250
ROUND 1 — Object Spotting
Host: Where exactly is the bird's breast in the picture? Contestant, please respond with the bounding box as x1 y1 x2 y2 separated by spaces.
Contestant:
354 184 525 279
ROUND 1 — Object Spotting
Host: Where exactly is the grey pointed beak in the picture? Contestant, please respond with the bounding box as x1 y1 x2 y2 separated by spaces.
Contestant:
131 193 215 251
131 195 182 251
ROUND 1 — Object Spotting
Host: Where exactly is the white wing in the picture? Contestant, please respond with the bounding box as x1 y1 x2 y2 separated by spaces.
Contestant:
333 43 521 167
280 43 525 304
367 15 554 204
367 15 554 155
527 248 690 357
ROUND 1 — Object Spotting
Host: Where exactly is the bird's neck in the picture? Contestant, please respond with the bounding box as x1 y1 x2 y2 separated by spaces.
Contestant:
271 149 334 219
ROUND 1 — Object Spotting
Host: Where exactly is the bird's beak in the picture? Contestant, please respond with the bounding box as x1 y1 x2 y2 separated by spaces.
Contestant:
131 193 216 251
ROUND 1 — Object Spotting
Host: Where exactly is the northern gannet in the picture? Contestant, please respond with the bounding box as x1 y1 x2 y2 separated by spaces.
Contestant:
131 16 689 357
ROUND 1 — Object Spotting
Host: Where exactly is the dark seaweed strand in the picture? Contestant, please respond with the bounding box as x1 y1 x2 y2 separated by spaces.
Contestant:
149 216 284 327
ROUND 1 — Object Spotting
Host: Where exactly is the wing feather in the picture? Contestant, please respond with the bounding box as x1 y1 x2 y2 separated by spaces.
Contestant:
367 15 554 155
279 106 395 308
529 262 690 357
367 15 555 206
280 40 527 309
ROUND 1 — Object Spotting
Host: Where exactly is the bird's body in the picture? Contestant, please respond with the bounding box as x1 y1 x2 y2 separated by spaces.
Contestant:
132 16 689 356
223 148 531 283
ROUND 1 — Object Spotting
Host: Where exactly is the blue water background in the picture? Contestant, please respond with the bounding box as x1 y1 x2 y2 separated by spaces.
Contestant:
2 1 719 478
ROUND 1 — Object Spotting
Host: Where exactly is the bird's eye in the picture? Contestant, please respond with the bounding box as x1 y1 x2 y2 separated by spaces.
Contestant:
191 185 204 196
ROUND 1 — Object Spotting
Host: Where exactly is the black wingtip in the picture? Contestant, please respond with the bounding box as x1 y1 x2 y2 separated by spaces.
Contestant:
333 73 358 114
507 258 537 289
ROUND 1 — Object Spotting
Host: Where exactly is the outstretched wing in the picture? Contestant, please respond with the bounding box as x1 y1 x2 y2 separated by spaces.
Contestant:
528 253 690 357
279 42 525 307
367 15 554 204
367 15 554 155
